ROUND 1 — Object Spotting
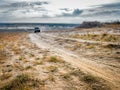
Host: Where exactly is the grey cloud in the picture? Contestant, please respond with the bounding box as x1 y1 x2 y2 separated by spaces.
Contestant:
58 9 83 17
0 1 49 8
60 8 71 11
0 1 49 20
94 10 120 16
0 0 120 23
30 15 51 19
99 2 120 9
73 9 83 16
82 2 120 17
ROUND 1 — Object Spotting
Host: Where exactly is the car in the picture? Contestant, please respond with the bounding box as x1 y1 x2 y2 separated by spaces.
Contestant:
34 27 40 33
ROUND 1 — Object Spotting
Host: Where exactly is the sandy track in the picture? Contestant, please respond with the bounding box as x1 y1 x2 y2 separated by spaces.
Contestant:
29 33 120 90
43 33 120 45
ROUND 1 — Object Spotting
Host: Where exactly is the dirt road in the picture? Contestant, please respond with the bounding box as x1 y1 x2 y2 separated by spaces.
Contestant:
29 33 120 90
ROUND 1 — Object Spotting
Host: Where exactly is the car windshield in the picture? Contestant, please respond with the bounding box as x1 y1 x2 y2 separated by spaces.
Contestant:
35 27 39 29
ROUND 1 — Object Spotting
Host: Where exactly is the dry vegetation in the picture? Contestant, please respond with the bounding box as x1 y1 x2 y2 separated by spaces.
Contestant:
0 74 41 90
36 24 120 90
70 33 120 42
0 32 113 90
104 23 120 28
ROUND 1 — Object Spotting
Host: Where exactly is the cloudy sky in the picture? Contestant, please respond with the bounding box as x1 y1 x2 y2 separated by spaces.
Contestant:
0 0 120 23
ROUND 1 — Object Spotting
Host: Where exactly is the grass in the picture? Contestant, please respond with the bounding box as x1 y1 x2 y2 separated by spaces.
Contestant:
103 44 120 49
29 53 35 57
72 42 81 50
35 57 40 60
12 45 22 54
0 74 41 90
70 68 85 77
0 74 30 90
70 33 120 42
0 44 7 61
33 61 43 65
110 55 120 61
48 56 64 63
91 83 111 90
100 34 117 42
82 74 98 83
0 44 4 50
25 66 32 69
23 59 29 63
61 73 72 81
0 32 113 90
86 44 95 49
42 55 64 63
47 66 58 72
13 63 24 71
0 73 12 80
47 75 55 82
19 56 26 61
67 68 111 90
81 74 111 90
49 56 60 62
0 50 7 61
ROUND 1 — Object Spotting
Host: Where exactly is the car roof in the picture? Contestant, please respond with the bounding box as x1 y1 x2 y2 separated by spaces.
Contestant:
35 27 39 29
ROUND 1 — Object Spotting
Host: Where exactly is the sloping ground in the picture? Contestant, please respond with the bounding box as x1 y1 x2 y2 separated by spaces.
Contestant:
0 30 120 90
0 32 110 90
29 32 120 90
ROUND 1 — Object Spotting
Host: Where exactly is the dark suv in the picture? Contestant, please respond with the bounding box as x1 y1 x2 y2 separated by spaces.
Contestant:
34 27 40 33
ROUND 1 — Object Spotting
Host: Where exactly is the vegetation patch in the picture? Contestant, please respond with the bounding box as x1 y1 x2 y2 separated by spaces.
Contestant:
82 74 99 83
0 74 40 90
0 73 12 81
103 44 120 49
47 75 55 82
25 66 32 69
72 42 81 50
61 73 72 81
70 68 85 77
70 33 120 42
45 56 64 63
86 44 95 49
47 66 58 72
0 50 7 61
29 53 35 57
81 74 111 90
33 61 43 65
49 56 61 63
12 46 22 54
91 83 111 90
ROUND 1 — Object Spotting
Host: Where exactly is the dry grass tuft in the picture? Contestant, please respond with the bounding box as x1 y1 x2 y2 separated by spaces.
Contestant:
25 66 32 69
0 74 41 90
61 73 72 81
47 75 55 82
103 44 120 49
82 74 99 83
33 61 43 65
0 73 12 81
86 44 95 49
12 45 22 54
82 74 111 90
91 83 111 90
0 50 7 61
47 66 58 72
13 63 24 71
29 53 35 57
0 44 8 62
45 56 64 63
70 68 85 77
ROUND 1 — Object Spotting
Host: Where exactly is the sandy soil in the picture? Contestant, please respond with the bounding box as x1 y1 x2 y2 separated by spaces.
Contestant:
0 26 120 90
29 31 120 90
